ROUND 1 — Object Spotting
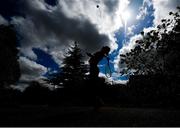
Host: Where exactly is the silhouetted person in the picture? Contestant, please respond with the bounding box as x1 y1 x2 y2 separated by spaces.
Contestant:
87 46 110 110
87 46 110 79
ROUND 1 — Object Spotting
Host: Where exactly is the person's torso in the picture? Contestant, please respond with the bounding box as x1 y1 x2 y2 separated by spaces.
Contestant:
89 52 104 65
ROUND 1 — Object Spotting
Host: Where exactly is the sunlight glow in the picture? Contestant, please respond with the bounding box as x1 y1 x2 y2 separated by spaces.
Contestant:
119 10 131 44
122 10 131 23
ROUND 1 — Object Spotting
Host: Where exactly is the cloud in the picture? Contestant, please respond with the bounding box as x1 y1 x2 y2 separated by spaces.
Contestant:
127 25 136 36
114 34 143 71
11 56 49 92
19 56 47 81
11 0 126 59
99 72 128 85
28 0 109 50
152 0 180 25
0 15 8 25
120 34 142 55
103 0 120 14
136 0 152 20
136 6 148 20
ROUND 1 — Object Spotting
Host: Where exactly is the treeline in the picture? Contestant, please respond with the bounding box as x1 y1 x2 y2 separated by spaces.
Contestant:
1 77 180 108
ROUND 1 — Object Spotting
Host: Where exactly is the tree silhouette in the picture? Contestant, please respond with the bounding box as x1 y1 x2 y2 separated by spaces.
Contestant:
50 41 88 88
120 7 180 75
119 7 180 106
0 25 21 87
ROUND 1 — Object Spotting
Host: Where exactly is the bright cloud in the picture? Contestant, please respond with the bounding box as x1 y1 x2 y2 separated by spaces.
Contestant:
127 25 136 36
152 0 180 25
99 72 128 85
136 0 152 20
19 56 47 81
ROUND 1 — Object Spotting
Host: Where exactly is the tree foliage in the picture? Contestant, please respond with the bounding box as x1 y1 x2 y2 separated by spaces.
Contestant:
120 7 180 75
0 25 21 87
49 41 88 88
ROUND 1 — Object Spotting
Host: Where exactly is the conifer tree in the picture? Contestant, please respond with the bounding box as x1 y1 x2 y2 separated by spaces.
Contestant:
50 41 88 88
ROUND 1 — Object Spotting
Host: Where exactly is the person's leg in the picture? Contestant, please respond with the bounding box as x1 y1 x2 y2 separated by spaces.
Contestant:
89 65 104 110
90 65 99 79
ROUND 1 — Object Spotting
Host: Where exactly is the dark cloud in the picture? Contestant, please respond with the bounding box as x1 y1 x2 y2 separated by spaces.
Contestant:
14 0 110 53
172 0 180 7
103 0 119 14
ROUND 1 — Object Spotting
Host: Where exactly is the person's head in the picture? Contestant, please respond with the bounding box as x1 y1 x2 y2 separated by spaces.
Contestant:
101 46 110 55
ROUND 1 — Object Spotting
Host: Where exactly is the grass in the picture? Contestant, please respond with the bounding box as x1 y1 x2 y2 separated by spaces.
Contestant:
0 105 180 127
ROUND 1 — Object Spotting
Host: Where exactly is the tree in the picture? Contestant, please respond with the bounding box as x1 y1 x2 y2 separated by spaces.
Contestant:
120 7 180 75
50 41 88 88
0 25 21 87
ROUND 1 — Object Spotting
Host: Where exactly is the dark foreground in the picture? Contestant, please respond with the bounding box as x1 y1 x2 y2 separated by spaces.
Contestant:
1 106 180 127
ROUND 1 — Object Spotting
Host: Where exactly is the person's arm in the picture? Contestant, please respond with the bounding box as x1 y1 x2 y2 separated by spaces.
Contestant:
104 54 110 65
104 54 110 60
106 57 110 65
